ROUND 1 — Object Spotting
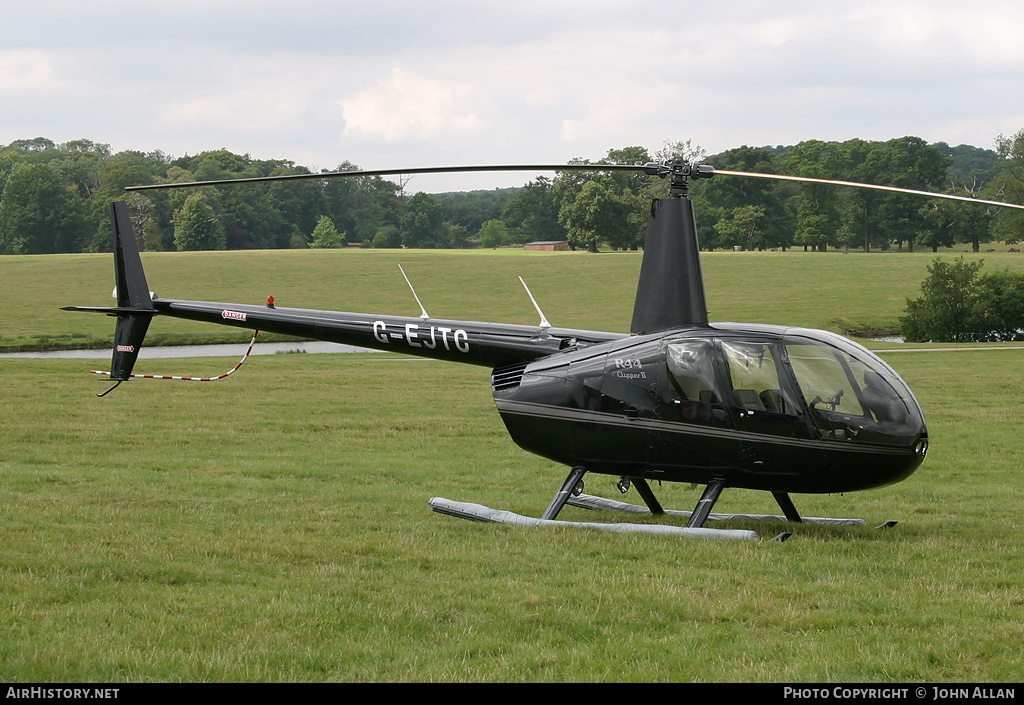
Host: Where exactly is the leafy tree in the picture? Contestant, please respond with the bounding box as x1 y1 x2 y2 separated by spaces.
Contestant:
601 146 655 194
320 162 362 239
0 132 1018 256
934 142 1001 187
988 130 1024 245
843 137 949 251
921 178 994 252
605 145 651 165
782 140 851 251
445 223 471 249
654 139 706 165
502 176 564 242
436 188 520 236
189 149 253 182
558 179 639 252
918 202 959 253
173 192 225 251
879 137 950 251
900 257 983 342
902 257 1024 342
325 169 402 244
321 162 402 244
125 192 159 252
972 269 1024 341
372 224 401 248
400 192 445 248
51 139 111 200
0 153 18 196
694 146 793 250
995 129 1024 183
714 205 766 251
4 137 58 157
267 167 323 245
837 138 888 252
310 215 343 248
478 219 512 248
220 187 286 249
0 162 86 253
86 150 171 251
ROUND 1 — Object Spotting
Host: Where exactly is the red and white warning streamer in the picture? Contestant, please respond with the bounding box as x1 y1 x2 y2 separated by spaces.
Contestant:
91 331 260 382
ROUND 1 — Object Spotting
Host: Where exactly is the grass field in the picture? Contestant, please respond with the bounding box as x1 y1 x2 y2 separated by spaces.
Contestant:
8 245 1024 351
1 248 1023 682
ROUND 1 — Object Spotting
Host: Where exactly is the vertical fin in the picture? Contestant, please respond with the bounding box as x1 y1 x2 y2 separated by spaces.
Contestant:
113 201 153 310
630 198 709 334
109 201 155 381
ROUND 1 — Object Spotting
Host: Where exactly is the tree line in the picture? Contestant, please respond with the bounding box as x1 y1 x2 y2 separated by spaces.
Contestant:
1 133 1022 255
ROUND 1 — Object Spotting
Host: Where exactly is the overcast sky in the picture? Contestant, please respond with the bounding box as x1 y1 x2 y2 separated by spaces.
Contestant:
3 0 1023 191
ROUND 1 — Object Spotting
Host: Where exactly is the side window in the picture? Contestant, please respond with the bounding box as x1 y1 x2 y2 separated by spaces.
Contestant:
721 341 800 416
666 340 722 404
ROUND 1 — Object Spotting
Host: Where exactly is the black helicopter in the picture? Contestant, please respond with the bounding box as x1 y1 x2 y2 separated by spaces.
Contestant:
65 160 1024 540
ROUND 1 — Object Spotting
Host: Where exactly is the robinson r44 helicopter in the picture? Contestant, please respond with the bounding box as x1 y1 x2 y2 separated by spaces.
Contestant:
65 159 1024 541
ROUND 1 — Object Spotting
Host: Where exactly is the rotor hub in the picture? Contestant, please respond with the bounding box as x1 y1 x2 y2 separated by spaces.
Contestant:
643 159 716 198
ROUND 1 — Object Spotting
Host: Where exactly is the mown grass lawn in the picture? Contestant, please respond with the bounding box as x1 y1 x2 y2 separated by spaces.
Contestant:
8 246 1024 350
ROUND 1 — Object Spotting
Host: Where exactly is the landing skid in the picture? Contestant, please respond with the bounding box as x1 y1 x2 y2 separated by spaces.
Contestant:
429 469 777 541
567 493 869 527
429 497 760 541
599 475 891 530
429 467 894 541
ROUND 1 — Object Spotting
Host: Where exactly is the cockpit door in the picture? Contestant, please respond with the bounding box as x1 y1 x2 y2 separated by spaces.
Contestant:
718 338 822 475
649 338 743 474
660 339 732 428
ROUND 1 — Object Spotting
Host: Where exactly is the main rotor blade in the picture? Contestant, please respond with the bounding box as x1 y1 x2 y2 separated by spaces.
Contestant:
123 159 1024 212
712 168 1024 211
123 163 657 192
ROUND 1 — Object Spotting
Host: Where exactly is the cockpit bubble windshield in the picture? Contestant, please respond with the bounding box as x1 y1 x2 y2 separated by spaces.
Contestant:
784 331 924 443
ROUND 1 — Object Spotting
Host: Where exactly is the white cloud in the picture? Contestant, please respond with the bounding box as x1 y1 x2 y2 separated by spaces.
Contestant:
3 1 1024 189
0 50 55 90
341 67 484 143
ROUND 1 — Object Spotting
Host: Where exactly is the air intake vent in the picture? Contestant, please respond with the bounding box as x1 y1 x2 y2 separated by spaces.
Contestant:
491 361 528 392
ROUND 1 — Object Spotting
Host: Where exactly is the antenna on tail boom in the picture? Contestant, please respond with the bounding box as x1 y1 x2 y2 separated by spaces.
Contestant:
398 264 430 319
519 277 551 328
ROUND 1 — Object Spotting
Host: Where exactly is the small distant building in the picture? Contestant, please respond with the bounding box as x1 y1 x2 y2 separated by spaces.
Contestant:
524 240 570 251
